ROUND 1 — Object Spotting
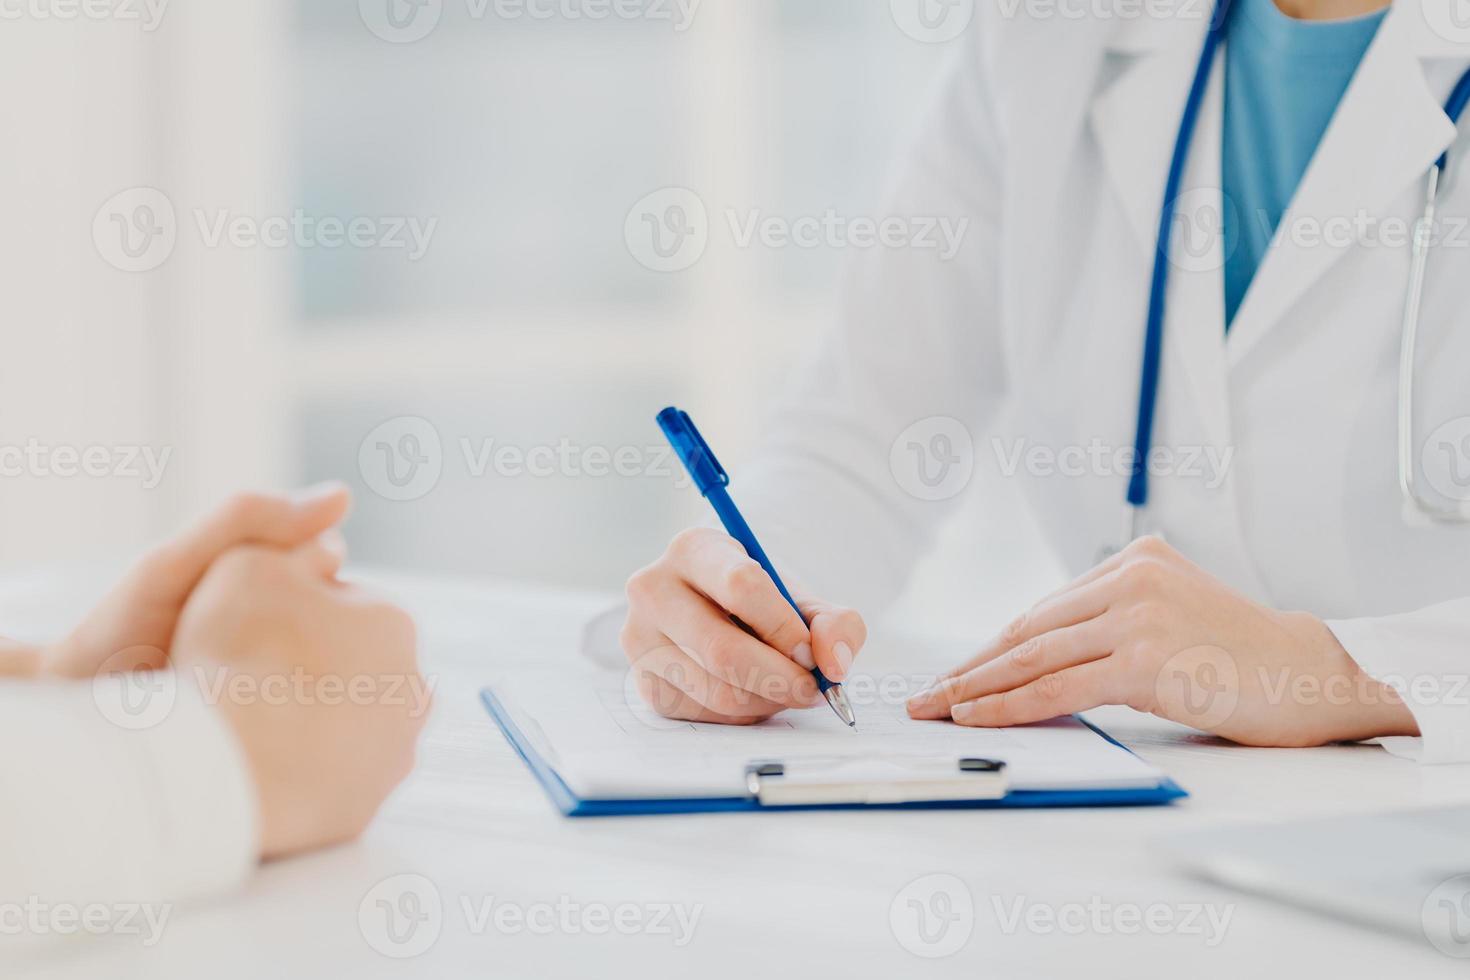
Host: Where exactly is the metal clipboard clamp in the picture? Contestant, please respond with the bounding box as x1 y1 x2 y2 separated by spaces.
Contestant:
744 755 1009 808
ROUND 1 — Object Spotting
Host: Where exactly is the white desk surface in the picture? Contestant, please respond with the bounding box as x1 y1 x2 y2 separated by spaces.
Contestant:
9 570 1470 980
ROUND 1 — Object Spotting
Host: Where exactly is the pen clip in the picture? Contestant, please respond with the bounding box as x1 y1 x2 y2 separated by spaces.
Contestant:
679 410 728 488
658 407 729 494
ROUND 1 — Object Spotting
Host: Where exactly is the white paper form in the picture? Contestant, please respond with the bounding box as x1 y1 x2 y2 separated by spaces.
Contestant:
492 669 1165 800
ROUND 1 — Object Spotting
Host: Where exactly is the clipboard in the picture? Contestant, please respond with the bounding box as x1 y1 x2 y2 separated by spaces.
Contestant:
745 756 1011 806
481 689 1188 818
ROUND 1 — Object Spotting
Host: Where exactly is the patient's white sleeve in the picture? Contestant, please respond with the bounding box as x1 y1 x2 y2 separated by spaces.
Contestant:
1329 599 1470 764
0 671 257 930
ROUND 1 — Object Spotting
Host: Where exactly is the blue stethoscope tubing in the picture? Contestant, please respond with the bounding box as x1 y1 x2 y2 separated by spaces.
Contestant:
1125 0 1470 537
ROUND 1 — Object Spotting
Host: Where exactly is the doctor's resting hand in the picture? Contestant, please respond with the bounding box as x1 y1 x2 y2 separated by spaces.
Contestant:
908 536 1418 746
0 485 428 908
624 530 1418 747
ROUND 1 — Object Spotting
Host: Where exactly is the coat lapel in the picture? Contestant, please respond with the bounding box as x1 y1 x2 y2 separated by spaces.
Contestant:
1086 0 1462 440
1089 28 1205 256
1225 2 1459 366
1089 15 1234 451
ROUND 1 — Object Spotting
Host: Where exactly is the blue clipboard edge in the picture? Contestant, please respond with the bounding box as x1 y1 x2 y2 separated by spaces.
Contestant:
480 688 1188 818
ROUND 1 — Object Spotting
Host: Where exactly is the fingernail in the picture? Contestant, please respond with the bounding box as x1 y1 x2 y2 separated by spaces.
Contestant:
951 703 977 724
792 642 816 671
832 642 855 680
906 686 935 711
292 481 347 506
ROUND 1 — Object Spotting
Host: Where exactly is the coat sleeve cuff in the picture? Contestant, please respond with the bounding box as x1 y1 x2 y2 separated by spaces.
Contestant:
1327 606 1470 765
0 670 259 912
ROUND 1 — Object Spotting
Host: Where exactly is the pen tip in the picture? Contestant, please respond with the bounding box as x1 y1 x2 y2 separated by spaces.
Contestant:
824 686 857 728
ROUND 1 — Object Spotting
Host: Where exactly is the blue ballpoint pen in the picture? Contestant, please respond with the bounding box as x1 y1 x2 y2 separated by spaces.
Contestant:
657 407 857 728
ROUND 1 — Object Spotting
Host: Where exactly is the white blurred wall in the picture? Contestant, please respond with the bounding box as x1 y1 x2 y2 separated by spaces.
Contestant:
0 19 166 562
0 1 1062 637
0 3 291 568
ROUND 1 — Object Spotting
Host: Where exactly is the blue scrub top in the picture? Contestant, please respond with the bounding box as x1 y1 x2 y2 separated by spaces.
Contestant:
1222 0 1387 328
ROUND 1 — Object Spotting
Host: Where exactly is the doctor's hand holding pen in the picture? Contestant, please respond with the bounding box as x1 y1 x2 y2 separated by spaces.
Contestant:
622 531 1420 746
621 527 867 726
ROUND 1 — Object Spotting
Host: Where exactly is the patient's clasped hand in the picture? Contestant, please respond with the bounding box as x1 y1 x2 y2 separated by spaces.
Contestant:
1 484 428 911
